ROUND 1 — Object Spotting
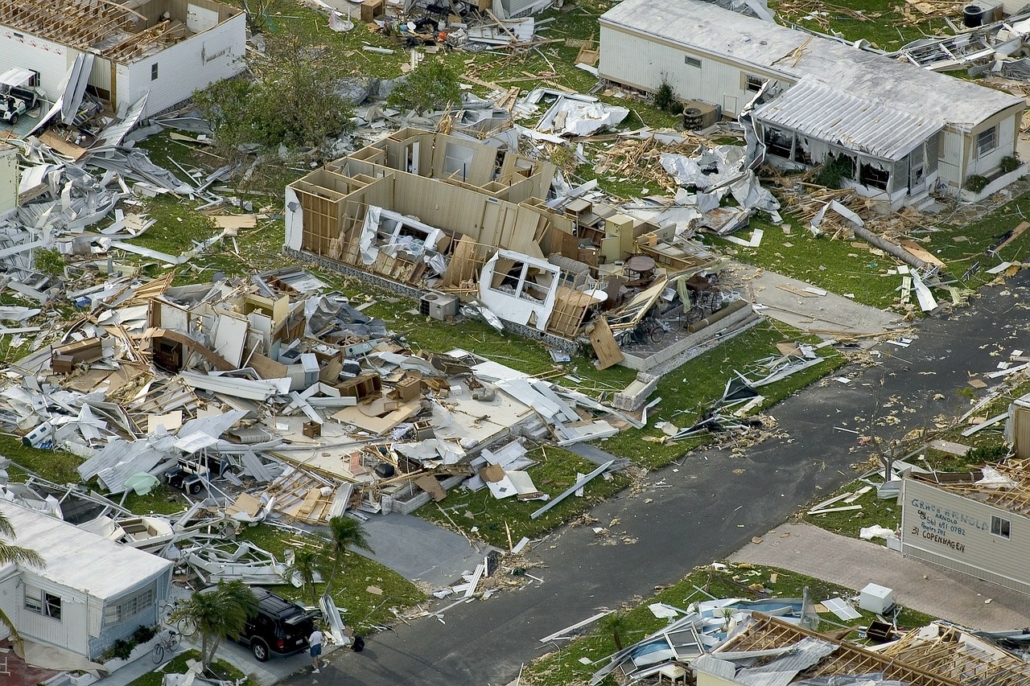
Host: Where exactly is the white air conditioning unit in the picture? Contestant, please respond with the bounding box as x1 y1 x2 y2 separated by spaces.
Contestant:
420 292 459 320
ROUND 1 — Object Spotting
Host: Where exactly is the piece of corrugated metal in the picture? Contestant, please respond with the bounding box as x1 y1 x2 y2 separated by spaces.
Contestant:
755 80 944 161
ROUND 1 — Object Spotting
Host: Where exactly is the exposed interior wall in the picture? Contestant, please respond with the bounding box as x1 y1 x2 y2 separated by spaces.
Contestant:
128 0 241 30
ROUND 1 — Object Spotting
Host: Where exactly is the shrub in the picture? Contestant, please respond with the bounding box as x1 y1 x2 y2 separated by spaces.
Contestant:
654 80 674 111
668 100 684 115
102 638 134 662
965 443 1009 464
133 624 158 644
813 154 854 189
33 247 65 276
1001 155 1021 174
964 174 989 193
387 60 462 115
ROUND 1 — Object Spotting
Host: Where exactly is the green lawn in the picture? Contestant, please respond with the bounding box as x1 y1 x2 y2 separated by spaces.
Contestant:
419 446 630 549
124 650 258 686
524 561 937 686
237 524 426 632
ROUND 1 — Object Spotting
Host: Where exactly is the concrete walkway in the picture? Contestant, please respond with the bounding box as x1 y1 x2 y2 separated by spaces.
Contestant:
728 262 903 344
355 512 488 588
729 522 1030 629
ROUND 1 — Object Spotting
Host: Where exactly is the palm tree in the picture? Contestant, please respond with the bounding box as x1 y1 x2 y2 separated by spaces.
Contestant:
321 516 372 595
0 510 46 649
602 610 627 651
171 581 256 669
286 549 323 607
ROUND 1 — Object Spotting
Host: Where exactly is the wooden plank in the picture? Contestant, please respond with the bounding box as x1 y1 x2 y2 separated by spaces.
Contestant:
994 220 1030 254
587 317 623 370
899 239 946 269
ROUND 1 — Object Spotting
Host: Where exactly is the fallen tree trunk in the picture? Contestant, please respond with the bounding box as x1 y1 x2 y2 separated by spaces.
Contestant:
852 225 930 272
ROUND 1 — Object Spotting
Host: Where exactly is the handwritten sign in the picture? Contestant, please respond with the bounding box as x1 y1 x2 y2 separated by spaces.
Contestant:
908 498 988 555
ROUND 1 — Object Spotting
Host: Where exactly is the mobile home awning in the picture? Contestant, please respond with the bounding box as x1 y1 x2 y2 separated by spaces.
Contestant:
755 79 945 162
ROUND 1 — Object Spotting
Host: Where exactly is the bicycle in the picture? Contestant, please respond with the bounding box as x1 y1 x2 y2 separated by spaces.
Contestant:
152 629 180 664
160 599 198 637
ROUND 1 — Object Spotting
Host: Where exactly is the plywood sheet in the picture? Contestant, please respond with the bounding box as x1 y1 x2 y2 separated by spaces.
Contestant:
899 239 946 268
588 317 623 370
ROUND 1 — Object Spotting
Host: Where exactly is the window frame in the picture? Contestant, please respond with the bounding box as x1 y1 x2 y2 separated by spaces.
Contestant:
977 126 997 158
104 586 155 626
151 63 159 81
684 55 701 68
25 586 62 621
991 515 1011 539
745 75 764 92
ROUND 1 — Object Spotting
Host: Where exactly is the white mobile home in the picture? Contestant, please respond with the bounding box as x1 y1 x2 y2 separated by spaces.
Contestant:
599 0 1024 202
0 502 172 661
900 464 1030 596
0 0 246 117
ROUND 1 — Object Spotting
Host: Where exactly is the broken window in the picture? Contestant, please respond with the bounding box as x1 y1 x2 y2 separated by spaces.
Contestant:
792 137 812 165
151 64 159 81
25 587 61 620
764 128 793 159
858 161 889 191
489 260 551 303
745 75 764 92
991 515 1011 538
105 585 155 625
977 126 997 157
684 56 701 68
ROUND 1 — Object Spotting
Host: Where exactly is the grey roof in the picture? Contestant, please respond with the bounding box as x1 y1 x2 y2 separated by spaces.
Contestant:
754 80 945 161
600 0 1023 132
0 501 171 600
731 637 838 686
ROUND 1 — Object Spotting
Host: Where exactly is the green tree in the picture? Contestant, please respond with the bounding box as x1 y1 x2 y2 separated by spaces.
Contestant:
601 610 626 650
321 516 373 594
0 511 46 649
193 36 353 155
387 60 462 115
286 549 324 607
171 581 256 669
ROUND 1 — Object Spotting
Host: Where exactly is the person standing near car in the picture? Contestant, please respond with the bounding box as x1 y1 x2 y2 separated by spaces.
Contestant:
309 627 324 673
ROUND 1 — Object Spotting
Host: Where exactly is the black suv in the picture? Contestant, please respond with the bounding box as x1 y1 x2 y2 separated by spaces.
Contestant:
235 588 319 661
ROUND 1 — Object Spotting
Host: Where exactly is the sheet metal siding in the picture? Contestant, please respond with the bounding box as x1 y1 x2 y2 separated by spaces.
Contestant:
966 112 1019 177
89 570 169 660
901 478 1030 592
89 56 112 92
17 570 88 654
123 12 246 116
0 574 15 641
0 26 74 97
600 25 766 116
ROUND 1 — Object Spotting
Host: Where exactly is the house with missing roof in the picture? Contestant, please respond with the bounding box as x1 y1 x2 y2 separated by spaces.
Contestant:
900 460 1030 596
599 0 1025 206
0 0 245 117
0 501 172 662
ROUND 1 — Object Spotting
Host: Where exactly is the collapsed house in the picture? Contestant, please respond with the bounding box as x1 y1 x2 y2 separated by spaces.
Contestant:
598 0 1025 205
900 459 1030 596
285 128 756 369
0 0 246 117
0 501 172 663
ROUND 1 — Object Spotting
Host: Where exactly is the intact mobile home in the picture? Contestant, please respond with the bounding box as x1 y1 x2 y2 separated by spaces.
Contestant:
0 502 171 661
599 0 1024 204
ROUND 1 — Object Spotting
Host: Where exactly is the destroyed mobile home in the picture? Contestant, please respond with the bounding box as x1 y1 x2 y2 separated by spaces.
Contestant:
545 582 1030 685
285 128 768 371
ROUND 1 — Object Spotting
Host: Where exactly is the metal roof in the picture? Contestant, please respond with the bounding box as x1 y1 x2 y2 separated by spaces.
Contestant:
600 0 1023 132
0 501 171 600
754 80 945 161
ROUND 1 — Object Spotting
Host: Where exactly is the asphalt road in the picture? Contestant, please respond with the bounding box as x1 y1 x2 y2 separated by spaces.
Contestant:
289 275 1030 686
